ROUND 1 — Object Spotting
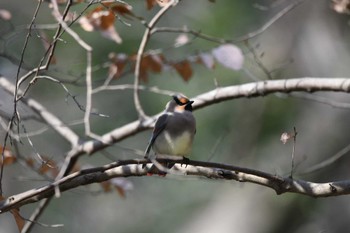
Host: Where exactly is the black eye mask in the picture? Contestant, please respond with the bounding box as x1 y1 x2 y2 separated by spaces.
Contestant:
173 95 192 106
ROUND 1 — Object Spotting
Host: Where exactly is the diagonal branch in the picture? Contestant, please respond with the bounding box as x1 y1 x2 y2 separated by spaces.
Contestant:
0 77 80 147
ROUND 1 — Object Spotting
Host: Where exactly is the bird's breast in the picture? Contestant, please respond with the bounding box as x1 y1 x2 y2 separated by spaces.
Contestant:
154 130 193 156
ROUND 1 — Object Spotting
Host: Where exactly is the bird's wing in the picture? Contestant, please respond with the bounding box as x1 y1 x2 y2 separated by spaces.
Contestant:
144 113 169 158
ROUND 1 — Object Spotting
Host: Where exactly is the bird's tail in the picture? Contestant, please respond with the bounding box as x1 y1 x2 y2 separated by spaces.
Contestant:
142 143 152 169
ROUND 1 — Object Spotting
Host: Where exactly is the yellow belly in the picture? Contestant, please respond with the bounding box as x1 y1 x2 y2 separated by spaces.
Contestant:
154 131 193 156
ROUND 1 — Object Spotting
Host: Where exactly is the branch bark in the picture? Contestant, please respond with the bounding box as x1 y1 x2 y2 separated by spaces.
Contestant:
1 158 349 214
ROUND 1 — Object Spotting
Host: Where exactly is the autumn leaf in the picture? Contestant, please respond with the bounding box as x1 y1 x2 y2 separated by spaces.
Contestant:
173 60 193 81
145 0 172 10
108 53 128 79
142 54 164 73
26 158 35 168
212 44 244 71
0 146 16 166
146 0 155 10
79 5 122 44
0 195 25 231
130 54 164 82
111 4 141 20
38 159 58 177
100 181 112 192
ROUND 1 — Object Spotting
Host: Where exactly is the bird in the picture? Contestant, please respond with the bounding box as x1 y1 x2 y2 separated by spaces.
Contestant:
143 94 196 175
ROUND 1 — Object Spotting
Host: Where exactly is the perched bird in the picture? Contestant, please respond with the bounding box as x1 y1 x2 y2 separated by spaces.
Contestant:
144 94 196 174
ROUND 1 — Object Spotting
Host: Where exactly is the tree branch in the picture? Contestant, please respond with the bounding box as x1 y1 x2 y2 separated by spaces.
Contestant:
0 77 80 147
1 158 350 214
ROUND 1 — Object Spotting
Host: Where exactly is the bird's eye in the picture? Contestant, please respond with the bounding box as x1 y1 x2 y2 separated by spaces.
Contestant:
173 95 189 105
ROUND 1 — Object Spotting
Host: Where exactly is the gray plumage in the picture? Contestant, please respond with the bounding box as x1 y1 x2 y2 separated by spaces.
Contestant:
143 95 196 171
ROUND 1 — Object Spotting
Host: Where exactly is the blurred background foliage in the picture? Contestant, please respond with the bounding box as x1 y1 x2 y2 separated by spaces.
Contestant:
1 0 350 232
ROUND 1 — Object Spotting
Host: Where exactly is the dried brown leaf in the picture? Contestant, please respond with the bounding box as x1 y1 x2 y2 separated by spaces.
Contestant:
146 0 157 10
101 181 112 192
79 6 122 44
111 4 135 19
173 60 193 81
0 146 16 166
11 208 25 232
0 195 25 231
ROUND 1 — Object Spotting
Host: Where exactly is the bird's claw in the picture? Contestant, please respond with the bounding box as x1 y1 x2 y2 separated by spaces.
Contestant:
181 156 190 168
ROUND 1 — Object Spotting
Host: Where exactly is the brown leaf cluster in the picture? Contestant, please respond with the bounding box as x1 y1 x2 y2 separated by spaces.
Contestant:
108 43 243 82
79 3 139 44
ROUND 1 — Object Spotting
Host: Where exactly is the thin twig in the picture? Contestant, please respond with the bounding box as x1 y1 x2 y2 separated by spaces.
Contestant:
289 92 350 109
0 0 44 196
290 127 298 178
21 198 52 233
300 143 350 175
151 0 307 43
134 0 179 119
244 40 272 79
234 0 307 42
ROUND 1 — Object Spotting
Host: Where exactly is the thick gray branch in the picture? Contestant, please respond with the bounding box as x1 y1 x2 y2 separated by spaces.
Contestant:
0 159 349 213
193 78 350 110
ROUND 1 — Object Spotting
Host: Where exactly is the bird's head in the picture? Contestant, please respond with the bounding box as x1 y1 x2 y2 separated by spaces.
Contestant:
165 94 194 112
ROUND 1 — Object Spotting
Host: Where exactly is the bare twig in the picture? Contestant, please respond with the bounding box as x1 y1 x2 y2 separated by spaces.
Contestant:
300 143 350 175
0 0 44 196
151 0 306 43
289 92 350 109
234 0 307 42
92 83 177 96
134 0 179 119
0 77 80 147
244 40 272 79
290 127 298 178
21 199 53 233
16 0 73 97
49 0 95 139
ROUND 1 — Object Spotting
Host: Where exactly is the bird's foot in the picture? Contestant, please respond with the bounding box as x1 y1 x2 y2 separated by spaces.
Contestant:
181 156 190 168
